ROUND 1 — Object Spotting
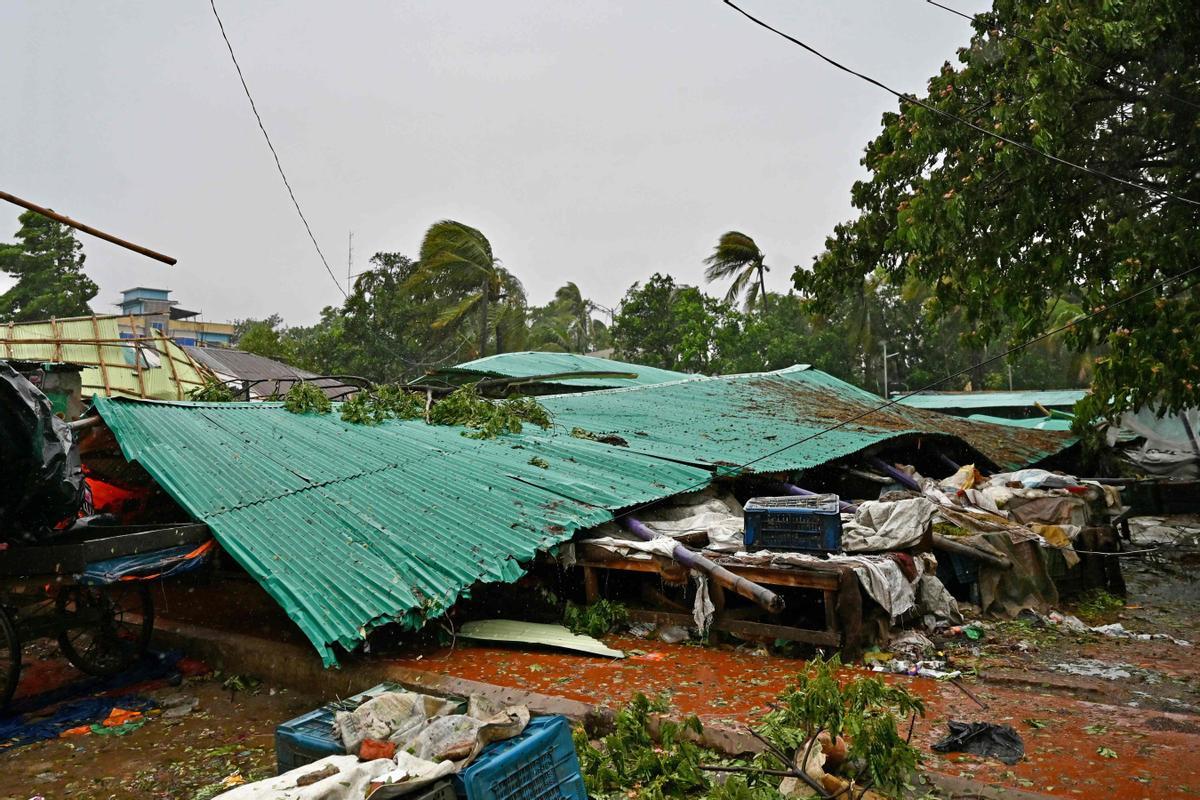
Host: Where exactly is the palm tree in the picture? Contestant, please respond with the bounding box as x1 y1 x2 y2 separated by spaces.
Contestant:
553 282 591 351
411 220 510 357
703 231 771 312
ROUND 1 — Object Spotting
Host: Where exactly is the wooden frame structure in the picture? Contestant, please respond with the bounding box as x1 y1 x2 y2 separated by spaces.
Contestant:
573 542 864 657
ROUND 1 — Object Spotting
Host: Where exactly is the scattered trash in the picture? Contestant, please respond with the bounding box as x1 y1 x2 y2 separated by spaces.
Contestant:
1047 611 1088 632
295 764 340 787
656 625 690 644
932 720 1025 765
627 621 656 639
160 692 200 719
358 738 397 761
457 620 625 658
1090 622 1191 647
1050 660 1133 680
888 630 934 660
871 659 962 680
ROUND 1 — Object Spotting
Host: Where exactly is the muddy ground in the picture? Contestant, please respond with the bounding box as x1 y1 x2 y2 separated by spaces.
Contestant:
1 529 1197 799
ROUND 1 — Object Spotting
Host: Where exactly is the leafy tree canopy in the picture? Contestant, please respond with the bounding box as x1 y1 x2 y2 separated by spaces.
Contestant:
0 211 98 322
797 0 1200 421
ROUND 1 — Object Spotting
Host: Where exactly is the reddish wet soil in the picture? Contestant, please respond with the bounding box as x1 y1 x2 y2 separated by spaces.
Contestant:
0 660 316 800
385 632 1200 799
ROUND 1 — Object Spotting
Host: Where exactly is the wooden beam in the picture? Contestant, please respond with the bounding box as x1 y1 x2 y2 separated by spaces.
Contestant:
626 609 841 648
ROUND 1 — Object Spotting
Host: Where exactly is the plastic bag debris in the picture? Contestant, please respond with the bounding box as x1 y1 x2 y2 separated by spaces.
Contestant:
932 720 1024 764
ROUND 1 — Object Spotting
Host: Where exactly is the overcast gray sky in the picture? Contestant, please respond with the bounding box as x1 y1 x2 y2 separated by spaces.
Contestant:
2 0 987 326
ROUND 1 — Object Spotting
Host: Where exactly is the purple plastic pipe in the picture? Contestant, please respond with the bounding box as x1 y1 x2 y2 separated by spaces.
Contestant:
622 517 784 613
781 483 857 513
868 457 922 492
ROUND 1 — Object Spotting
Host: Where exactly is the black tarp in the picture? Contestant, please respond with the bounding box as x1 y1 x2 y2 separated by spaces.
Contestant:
0 361 84 541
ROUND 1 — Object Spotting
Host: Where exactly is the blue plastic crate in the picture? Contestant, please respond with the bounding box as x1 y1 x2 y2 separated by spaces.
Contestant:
453 716 585 800
743 494 843 553
277 690 584 800
275 682 407 774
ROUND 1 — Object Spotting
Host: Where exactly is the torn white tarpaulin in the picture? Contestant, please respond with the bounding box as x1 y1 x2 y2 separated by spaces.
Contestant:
841 497 937 552
585 493 746 553
692 573 715 634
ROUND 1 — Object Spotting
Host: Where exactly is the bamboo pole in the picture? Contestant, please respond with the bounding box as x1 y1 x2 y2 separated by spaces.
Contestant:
89 314 111 395
155 330 184 399
127 314 147 398
0 190 176 265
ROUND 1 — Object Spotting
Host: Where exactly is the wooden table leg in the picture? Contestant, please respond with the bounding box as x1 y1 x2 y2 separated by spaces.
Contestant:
583 566 599 604
836 568 864 660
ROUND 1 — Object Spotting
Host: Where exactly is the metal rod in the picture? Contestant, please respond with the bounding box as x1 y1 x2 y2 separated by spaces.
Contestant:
623 518 784 613
782 482 857 513
0 190 177 265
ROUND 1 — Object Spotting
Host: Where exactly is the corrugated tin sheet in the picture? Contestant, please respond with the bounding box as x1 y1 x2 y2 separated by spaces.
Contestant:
966 414 1075 432
1 315 209 401
438 351 691 389
91 397 712 666
183 347 357 400
899 389 1087 411
538 366 1075 473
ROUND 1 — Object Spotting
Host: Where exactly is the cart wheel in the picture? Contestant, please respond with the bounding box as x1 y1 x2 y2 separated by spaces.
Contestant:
0 606 20 710
55 584 154 677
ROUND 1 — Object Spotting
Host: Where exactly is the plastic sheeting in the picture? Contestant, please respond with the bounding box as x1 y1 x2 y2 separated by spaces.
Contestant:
0 361 84 541
1107 406 1200 478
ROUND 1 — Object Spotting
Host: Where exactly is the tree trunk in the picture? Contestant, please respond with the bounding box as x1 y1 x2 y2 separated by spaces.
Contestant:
478 273 490 357
757 267 770 312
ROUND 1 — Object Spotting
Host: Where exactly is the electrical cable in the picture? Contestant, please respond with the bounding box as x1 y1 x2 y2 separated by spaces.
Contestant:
921 0 1200 113
608 262 1200 523
722 0 1200 208
208 0 347 297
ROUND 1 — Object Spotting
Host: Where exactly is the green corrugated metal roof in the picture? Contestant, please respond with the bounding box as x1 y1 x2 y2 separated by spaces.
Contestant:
441 351 692 389
966 413 1075 432
538 366 1075 473
92 396 712 666
91 366 1074 666
898 389 1087 411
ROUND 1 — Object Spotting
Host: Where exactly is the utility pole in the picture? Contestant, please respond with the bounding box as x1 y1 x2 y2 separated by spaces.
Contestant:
346 231 354 295
881 340 900 398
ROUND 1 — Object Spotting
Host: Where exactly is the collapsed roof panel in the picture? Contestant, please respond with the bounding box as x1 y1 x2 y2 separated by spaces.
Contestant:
0 315 209 401
90 396 712 665
898 389 1087 411
538 366 1076 472
432 351 692 390
183 346 358 400
89 365 1074 665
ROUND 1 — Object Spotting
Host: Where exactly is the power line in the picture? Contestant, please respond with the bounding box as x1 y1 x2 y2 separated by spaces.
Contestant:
921 0 1200 113
208 0 347 297
610 262 1200 523
722 0 1200 208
